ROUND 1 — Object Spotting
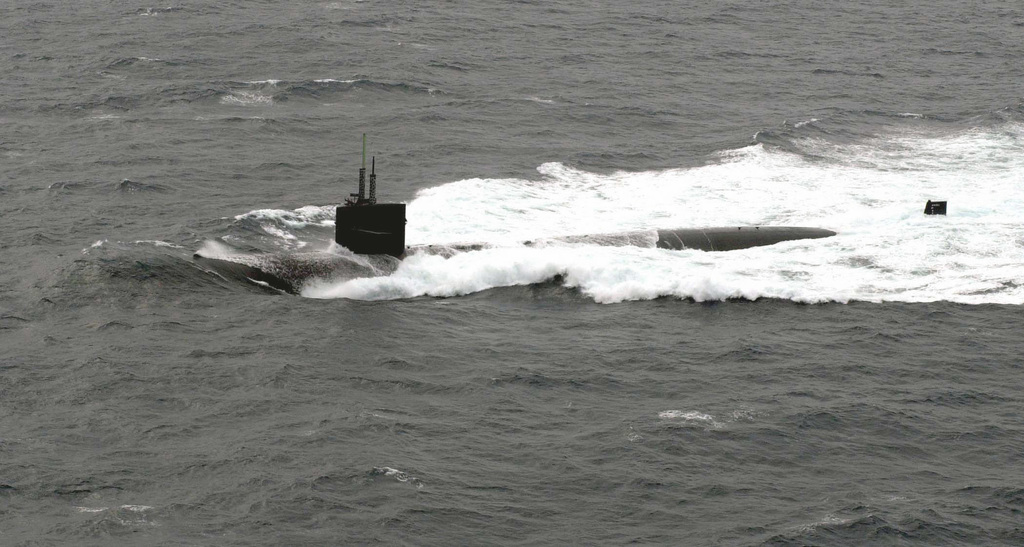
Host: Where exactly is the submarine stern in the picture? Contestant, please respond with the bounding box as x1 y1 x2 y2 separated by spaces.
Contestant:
656 226 836 252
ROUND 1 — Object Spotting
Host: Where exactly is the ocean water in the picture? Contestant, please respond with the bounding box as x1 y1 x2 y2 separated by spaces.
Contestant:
2 1 1024 544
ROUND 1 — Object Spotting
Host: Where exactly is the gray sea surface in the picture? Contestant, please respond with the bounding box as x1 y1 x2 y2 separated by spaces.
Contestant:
3 1 1024 544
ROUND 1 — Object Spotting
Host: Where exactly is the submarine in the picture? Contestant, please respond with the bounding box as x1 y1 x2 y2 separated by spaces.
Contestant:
335 135 835 256
195 136 837 294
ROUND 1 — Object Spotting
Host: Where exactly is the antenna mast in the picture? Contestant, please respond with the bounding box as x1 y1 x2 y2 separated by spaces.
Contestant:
336 133 407 256
357 133 366 202
369 156 377 204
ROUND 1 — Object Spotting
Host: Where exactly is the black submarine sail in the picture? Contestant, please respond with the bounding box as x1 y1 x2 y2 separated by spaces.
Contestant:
335 134 407 257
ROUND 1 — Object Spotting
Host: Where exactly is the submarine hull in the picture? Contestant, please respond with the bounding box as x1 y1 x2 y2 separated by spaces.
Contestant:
201 226 836 294
194 252 401 295
655 226 836 252
193 255 298 293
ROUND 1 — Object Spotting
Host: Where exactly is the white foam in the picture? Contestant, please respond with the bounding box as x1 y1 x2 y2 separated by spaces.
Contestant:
138 7 177 16
221 91 273 106
730 408 759 421
260 224 297 241
235 205 335 228
195 239 243 261
134 240 182 248
372 466 424 488
74 504 153 513
659 410 714 421
659 410 724 429
375 466 406 478
304 123 1024 304
246 277 272 288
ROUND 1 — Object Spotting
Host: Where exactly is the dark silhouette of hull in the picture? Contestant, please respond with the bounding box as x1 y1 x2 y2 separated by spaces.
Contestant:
655 226 835 251
198 226 836 295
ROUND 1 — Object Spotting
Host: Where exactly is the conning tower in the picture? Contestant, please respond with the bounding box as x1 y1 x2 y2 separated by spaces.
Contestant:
335 134 406 256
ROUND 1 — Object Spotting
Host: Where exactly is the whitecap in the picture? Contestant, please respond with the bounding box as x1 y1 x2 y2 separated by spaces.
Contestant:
659 410 713 421
133 240 182 248
372 466 424 488
235 205 336 228
261 224 297 241
137 7 180 16
730 408 759 421
221 91 273 106
658 410 725 429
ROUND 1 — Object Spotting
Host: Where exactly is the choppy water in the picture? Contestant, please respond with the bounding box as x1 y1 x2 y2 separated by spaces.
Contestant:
3 1 1024 544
